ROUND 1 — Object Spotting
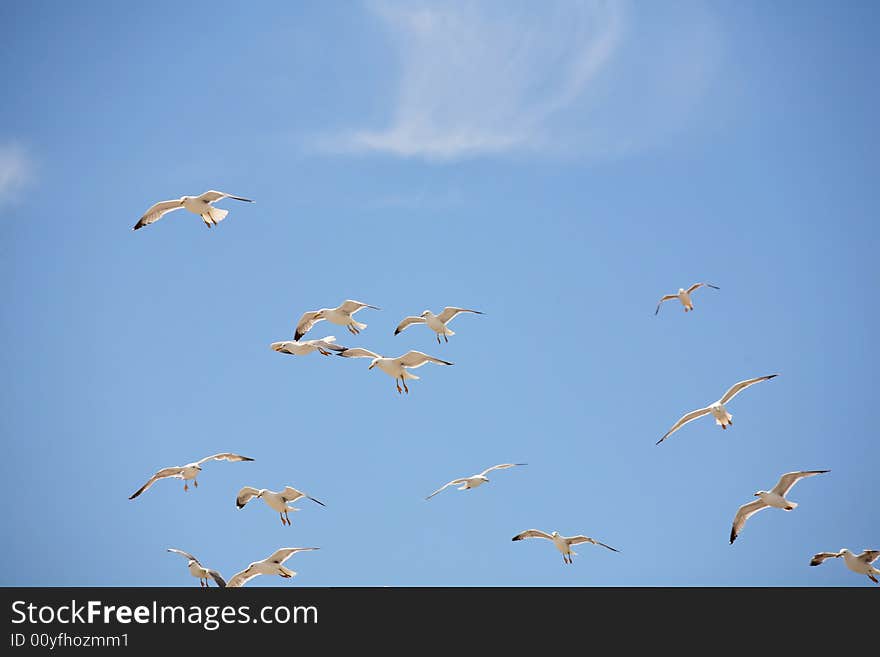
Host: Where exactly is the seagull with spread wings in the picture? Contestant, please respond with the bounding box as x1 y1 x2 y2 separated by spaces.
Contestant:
167 549 226 588
226 548 319 588
512 529 619 564
236 486 325 526
657 374 779 444
426 463 526 500
729 470 830 544
270 336 346 357
810 548 880 584
132 190 253 230
294 300 380 340
394 307 484 343
655 282 719 315
339 348 452 394
129 453 254 499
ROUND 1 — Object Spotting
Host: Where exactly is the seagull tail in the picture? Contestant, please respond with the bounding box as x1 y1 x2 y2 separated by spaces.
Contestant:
351 320 367 331
208 207 229 223
784 501 798 511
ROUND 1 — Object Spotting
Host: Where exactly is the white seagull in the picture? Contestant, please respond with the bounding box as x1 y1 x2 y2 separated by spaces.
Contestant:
426 463 527 500
270 336 346 357
294 300 380 340
655 282 719 315
339 348 453 394
512 529 619 564
657 374 779 444
129 452 254 499
729 470 830 544
236 486 326 526
394 307 484 343
226 547 319 588
810 549 880 584
132 190 253 230
167 549 226 588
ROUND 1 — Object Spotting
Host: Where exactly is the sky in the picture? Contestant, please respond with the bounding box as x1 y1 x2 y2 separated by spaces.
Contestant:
1 0 877 587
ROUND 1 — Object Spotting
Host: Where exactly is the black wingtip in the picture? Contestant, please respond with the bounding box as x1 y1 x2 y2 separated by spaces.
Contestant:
512 536 522 541
242 457 255 462
394 329 401 335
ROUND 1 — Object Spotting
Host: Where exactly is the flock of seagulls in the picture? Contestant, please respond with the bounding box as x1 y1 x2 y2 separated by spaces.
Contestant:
129 194 873 586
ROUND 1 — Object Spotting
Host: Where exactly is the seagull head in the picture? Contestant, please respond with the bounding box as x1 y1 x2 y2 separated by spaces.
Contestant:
195 465 203 471
754 490 765 497
551 531 560 538
368 358 379 370
420 310 432 318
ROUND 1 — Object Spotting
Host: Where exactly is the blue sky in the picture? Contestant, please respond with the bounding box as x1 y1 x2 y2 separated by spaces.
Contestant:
1 0 877 587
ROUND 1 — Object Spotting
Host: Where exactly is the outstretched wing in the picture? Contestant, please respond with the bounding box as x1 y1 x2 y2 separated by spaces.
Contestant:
425 478 469 500
269 547 320 564
294 310 324 341
512 529 554 542
770 470 829 497
858 550 880 564
339 347 381 360
730 499 769 544
236 486 262 509
129 467 184 499
196 453 254 466
282 486 325 507
657 407 712 444
206 569 226 587
398 351 454 369
654 295 678 315
132 199 183 230
197 190 254 204
809 552 841 566
394 316 426 335
718 374 779 404
566 536 619 552
686 282 720 294
339 300 380 314
311 337 346 352
167 548 200 564
436 307 483 323
226 565 259 588
478 463 527 478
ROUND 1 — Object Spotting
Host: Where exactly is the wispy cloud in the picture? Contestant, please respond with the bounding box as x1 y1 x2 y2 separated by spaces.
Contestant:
0 142 32 204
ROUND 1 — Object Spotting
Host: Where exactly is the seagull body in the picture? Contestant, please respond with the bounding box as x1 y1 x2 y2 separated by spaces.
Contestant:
426 463 526 500
129 453 254 499
810 549 880 584
657 374 779 444
226 547 319 588
655 282 719 315
729 470 830 544
167 549 226 588
294 300 380 340
512 529 619 564
270 336 346 356
132 190 253 230
236 486 325 526
339 348 452 394
394 307 483 343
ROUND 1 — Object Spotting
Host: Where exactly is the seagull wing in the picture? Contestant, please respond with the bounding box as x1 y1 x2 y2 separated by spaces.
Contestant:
294 310 324 341
857 550 880 564
686 282 720 294
338 300 380 314
478 463 527 478
436 307 483 323
730 499 769 544
197 190 254 204
425 478 469 500
236 486 262 509
282 486 325 507
206 570 226 587
718 374 779 404
128 467 184 499
512 529 554 541
810 551 842 566
132 199 183 230
654 295 678 315
770 470 829 497
226 565 259 588
312 337 346 352
196 453 254 466
338 347 381 360
398 351 454 369
394 316 426 335
566 536 619 552
657 407 713 444
167 548 200 564
269 547 320 564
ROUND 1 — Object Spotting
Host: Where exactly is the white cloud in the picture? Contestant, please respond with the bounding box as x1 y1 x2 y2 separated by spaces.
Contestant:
0 142 32 204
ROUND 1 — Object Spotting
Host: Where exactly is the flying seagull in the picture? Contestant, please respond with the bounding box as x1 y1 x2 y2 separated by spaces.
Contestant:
132 190 253 230
270 336 346 357
167 549 226 588
512 529 619 564
294 300 380 340
129 453 254 499
236 486 325 526
657 374 779 444
226 548 319 588
810 549 880 584
729 470 830 544
655 282 719 315
339 348 452 394
426 463 527 500
394 307 484 343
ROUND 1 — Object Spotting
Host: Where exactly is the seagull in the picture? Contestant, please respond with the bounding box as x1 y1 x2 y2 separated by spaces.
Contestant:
810 549 880 584
270 336 346 356
132 190 253 230
512 529 619 564
657 374 779 444
129 453 254 499
729 470 830 544
655 282 719 315
394 307 484 343
226 548 319 588
339 348 453 394
236 486 325 526
166 549 226 588
294 300 381 340
426 463 527 500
